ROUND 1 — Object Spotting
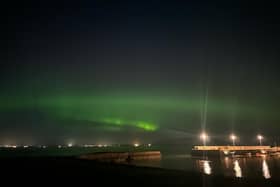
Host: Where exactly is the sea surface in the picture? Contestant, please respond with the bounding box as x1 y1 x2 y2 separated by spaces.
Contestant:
131 153 280 180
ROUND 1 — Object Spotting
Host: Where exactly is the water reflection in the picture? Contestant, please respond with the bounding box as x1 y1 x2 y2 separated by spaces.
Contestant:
131 154 280 179
262 159 271 179
203 160 212 175
193 156 275 179
224 157 230 169
233 160 242 178
197 160 212 175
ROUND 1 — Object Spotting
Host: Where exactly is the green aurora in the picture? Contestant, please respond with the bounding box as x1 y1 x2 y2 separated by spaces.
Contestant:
0 93 276 133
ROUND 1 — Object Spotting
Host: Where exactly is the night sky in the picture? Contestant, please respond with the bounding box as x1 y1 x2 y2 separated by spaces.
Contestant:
1 1 280 145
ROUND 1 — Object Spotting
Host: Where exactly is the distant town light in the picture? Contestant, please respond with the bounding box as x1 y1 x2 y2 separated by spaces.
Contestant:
148 144 152 147
84 144 95 147
67 143 73 147
134 143 139 147
3 145 18 148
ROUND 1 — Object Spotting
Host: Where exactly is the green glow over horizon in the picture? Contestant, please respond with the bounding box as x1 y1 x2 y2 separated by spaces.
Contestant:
100 118 157 131
0 93 276 132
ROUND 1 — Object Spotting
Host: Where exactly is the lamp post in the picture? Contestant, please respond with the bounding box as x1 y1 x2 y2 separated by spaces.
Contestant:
200 132 208 146
230 134 237 146
257 135 263 146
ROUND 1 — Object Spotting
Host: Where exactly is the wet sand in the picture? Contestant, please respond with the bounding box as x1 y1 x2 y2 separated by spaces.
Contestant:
0 157 279 186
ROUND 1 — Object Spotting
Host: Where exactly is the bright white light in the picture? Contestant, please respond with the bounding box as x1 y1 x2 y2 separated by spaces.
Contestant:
230 134 236 140
134 143 139 147
200 132 208 141
223 150 229 155
262 160 271 179
4 145 18 148
67 143 73 147
42 146 47 149
98 144 102 147
203 161 211 175
4 145 17 148
234 160 242 178
200 132 207 140
230 134 237 146
148 144 152 147
200 132 208 146
258 135 263 140
58 145 62 148
257 135 264 146
23 145 29 148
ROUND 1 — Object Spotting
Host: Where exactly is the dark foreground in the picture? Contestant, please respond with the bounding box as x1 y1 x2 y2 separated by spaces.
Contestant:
0 157 279 187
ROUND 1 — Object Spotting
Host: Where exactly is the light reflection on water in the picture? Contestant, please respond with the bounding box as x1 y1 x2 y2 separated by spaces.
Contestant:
202 160 212 175
262 159 271 179
131 154 278 179
195 160 212 175
233 160 242 178
193 156 273 179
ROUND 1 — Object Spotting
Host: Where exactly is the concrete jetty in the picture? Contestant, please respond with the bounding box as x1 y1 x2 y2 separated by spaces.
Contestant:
191 146 280 157
79 151 161 162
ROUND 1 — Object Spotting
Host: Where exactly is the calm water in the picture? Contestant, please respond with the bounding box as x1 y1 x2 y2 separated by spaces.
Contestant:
1 145 280 180
131 154 280 179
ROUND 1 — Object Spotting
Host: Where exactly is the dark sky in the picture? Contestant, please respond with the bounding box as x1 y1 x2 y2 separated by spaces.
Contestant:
1 0 280 145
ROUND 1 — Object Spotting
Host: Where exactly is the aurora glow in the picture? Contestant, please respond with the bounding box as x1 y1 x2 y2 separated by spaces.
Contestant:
0 93 277 133
100 118 157 131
